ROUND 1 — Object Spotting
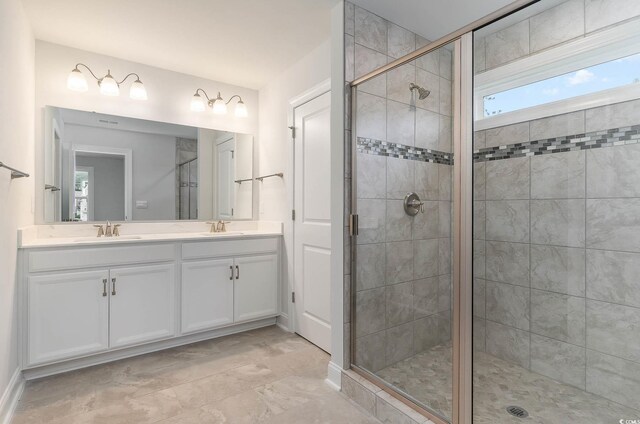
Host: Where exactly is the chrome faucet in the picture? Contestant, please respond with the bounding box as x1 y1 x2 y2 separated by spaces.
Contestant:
206 220 230 233
93 221 121 237
94 224 105 237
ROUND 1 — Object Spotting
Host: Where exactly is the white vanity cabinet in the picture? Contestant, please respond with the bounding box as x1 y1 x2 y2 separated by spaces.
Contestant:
181 238 279 333
109 264 176 348
181 258 235 333
27 263 176 366
20 235 281 375
234 254 278 322
28 269 110 365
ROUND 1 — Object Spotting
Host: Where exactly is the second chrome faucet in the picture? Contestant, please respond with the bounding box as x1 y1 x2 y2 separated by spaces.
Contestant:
94 221 122 237
207 220 230 233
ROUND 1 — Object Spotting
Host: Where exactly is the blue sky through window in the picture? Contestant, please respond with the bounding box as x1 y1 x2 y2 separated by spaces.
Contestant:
483 53 640 117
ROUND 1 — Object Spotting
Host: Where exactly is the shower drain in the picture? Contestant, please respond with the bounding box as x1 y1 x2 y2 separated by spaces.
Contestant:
506 406 529 418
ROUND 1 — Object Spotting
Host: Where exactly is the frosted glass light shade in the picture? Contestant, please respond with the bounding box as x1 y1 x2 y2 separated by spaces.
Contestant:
99 73 120 96
190 93 206 112
212 93 227 115
129 79 147 100
67 69 88 92
234 100 248 118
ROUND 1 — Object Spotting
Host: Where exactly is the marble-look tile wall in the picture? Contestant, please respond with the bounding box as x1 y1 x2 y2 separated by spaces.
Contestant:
345 1 454 372
475 0 640 72
473 1 640 409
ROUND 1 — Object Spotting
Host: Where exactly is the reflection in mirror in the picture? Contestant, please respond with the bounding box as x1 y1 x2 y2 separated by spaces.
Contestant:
43 106 253 223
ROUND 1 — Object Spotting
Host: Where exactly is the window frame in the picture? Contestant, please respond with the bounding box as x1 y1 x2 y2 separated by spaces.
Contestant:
474 19 640 131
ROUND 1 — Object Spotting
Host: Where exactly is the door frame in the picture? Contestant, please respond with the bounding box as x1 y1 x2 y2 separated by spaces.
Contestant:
286 78 332 335
74 165 95 221
70 145 133 221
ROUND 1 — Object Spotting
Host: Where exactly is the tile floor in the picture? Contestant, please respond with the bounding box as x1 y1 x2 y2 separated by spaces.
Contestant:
13 326 380 424
377 343 640 423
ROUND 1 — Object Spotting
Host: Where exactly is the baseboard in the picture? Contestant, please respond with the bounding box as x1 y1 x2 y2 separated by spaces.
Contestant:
0 369 24 424
325 360 343 391
23 317 276 380
276 314 291 332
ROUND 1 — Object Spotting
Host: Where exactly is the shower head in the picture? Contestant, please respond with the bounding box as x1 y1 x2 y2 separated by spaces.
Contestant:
409 83 430 100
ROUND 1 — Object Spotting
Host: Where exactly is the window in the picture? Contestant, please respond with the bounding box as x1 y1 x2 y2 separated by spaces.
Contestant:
474 19 640 130
74 167 93 221
483 53 640 117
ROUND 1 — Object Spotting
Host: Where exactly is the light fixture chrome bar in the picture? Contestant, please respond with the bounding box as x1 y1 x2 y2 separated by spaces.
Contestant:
74 63 101 81
116 72 143 85
350 0 539 87
0 161 29 179
255 172 283 182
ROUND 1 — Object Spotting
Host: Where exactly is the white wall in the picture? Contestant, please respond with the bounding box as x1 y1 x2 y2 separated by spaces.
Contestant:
35 41 259 223
258 39 331 323
0 0 34 418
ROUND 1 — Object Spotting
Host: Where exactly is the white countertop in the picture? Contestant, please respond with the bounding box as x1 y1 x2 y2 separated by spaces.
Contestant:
18 221 283 248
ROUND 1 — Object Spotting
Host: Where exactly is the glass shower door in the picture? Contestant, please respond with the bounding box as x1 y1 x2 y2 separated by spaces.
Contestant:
351 39 457 423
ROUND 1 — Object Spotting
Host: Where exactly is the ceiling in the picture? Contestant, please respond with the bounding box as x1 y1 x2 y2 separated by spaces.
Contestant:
350 0 520 41
22 0 333 90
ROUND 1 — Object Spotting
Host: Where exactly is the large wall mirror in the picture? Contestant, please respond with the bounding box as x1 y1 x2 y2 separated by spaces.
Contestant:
42 106 254 222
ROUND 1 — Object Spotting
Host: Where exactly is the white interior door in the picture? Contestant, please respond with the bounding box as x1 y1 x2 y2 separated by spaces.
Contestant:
293 90 332 353
216 139 235 219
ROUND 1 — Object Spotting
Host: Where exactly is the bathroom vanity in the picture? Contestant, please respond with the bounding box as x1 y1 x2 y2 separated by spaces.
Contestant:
17 222 282 379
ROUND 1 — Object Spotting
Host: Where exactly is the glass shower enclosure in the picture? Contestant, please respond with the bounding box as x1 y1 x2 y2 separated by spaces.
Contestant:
350 38 463 423
348 0 640 423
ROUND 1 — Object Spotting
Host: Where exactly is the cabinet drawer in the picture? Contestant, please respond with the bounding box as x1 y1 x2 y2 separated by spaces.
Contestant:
28 244 175 273
182 237 279 260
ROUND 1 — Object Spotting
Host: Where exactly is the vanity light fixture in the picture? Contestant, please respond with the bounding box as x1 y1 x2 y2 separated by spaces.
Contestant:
67 63 148 100
190 88 248 118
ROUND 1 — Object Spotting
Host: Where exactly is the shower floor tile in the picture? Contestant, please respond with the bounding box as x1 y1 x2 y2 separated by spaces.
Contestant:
377 343 640 423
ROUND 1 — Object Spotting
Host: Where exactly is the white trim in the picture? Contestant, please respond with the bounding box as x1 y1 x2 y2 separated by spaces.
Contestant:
287 78 332 338
325 360 343 391
475 19 640 129
276 314 292 332
289 79 332 109
0 369 24 424
72 145 133 221
476 84 640 131
22 317 276 380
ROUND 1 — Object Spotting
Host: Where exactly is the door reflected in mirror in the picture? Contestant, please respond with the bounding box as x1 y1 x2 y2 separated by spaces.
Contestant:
43 106 254 223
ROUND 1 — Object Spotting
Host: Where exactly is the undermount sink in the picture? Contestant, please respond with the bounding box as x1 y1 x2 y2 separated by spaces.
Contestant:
73 235 143 242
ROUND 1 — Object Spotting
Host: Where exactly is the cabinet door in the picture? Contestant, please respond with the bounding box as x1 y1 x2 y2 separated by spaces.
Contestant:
109 264 176 348
234 254 278 322
181 259 234 334
28 270 109 365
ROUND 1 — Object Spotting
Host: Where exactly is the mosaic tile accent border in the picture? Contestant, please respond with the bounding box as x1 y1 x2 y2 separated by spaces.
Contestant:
474 125 640 162
357 137 453 165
